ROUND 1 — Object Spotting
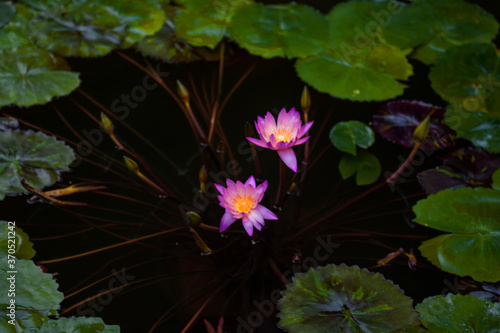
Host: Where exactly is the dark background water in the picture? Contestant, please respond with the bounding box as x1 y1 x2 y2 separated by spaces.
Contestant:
2 0 499 332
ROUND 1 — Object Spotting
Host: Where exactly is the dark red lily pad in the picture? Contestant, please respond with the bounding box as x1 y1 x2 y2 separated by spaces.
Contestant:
372 100 456 150
417 148 500 194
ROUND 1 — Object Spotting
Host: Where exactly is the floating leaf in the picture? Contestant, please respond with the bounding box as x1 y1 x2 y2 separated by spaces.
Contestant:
0 129 75 200
35 317 120 333
0 118 19 132
416 294 500 332
175 0 250 49
444 104 490 137
0 221 35 260
493 168 500 191
372 100 456 150
429 43 500 117
0 48 80 107
0 258 64 315
0 3 16 29
329 121 374 156
384 0 499 64
413 187 500 282
278 264 418 332
339 150 381 185
136 8 220 63
461 119 500 153
230 2 328 58
295 38 412 102
18 0 164 57
417 148 500 194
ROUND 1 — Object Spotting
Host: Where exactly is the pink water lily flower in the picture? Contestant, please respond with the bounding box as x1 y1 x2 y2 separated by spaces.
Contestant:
247 107 313 172
215 176 278 236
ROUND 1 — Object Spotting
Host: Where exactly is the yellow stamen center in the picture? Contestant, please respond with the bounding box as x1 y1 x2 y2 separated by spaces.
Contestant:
273 128 292 143
234 196 254 213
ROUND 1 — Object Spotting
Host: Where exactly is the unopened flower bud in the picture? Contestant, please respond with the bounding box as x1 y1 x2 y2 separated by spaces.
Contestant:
176 80 190 106
186 211 202 227
301 85 311 116
123 156 139 174
199 165 207 192
100 112 114 134
413 116 431 145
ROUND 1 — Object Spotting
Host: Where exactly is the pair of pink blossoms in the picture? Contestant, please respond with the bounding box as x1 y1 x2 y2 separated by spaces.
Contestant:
215 107 313 236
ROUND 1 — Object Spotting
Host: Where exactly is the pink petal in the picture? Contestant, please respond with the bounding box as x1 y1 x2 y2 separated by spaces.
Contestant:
277 108 288 128
247 137 268 148
269 134 278 149
214 183 226 195
294 136 310 146
275 140 291 150
226 179 236 190
245 175 256 188
298 121 314 138
256 204 278 220
241 219 254 236
220 211 237 232
253 222 262 231
247 208 264 226
278 148 298 172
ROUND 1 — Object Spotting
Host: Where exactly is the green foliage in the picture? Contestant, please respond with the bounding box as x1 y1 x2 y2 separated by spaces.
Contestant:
18 0 164 57
0 221 35 260
416 294 500 332
230 2 328 58
339 150 381 185
0 130 75 200
444 104 490 136
384 0 499 65
175 0 250 49
34 317 120 333
493 168 500 191
413 187 500 282
329 121 374 155
0 3 16 29
0 48 80 107
461 119 500 153
278 264 418 332
430 43 500 117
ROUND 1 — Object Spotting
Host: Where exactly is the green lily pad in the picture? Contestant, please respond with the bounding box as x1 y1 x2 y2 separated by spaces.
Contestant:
175 0 251 49
35 317 120 333
429 43 500 117
384 0 499 65
444 104 490 137
0 258 64 316
0 129 75 200
416 294 500 332
0 221 35 260
0 4 38 51
493 168 500 191
329 121 375 156
339 150 381 186
0 310 52 333
18 0 164 57
0 3 16 29
0 48 80 107
0 118 19 132
136 7 220 62
461 119 500 153
295 38 412 102
229 2 328 58
278 264 418 332
413 187 500 282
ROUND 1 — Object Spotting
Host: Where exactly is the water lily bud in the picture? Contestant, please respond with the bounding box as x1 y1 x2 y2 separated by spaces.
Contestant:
199 165 207 192
413 116 431 145
244 121 255 138
100 112 114 134
176 80 190 106
186 211 202 227
301 85 311 115
123 156 139 174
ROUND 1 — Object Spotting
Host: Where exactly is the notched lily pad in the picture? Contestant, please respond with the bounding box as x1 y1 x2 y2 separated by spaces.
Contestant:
416 294 500 332
413 187 500 282
329 121 375 156
384 0 499 65
339 150 381 186
278 264 418 332
0 129 75 200
0 221 36 260
372 100 456 150
0 48 80 107
230 2 329 59
444 104 490 137
35 316 120 333
429 43 500 117
417 148 500 194
461 119 500 153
